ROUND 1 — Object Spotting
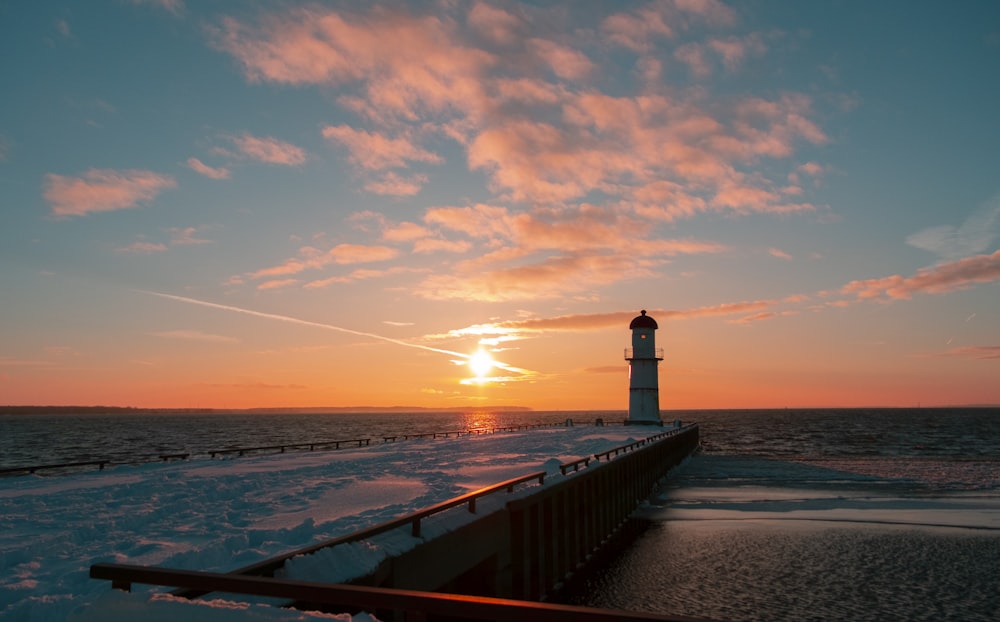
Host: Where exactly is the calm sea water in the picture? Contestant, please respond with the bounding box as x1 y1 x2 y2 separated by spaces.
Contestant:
0 409 596 470
565 407 1000 622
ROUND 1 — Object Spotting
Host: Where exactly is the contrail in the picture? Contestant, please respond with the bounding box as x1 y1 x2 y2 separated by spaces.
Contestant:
141 290 470 359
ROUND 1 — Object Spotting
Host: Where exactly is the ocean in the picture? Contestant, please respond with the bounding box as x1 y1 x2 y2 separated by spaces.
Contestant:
2 407 998 621
565 407 1000 621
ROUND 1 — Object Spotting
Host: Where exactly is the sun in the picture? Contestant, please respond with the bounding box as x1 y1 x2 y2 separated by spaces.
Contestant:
468 348 495 378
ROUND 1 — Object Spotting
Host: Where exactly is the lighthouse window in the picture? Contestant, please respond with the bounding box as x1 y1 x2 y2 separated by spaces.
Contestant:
640 334 646 339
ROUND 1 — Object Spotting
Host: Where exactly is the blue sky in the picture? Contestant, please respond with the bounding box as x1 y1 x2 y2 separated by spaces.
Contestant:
1 0 998 409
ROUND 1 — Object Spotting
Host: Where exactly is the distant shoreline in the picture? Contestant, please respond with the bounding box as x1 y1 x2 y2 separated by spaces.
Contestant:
0 405 537 415
1 404 996 416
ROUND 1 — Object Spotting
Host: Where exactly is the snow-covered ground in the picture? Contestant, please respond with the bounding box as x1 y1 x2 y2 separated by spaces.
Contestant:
1 424 660 621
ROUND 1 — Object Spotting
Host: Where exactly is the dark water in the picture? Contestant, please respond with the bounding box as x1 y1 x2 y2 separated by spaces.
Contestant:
0 409 606 470
564 408 1000 622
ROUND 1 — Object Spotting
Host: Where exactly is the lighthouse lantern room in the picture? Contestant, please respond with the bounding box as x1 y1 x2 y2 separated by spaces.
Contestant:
625 310 663 425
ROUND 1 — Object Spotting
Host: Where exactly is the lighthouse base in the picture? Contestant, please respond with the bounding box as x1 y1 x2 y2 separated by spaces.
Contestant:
624 418 663 426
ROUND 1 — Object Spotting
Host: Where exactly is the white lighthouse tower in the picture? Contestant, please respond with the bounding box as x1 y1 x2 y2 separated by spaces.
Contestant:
625 310 663 425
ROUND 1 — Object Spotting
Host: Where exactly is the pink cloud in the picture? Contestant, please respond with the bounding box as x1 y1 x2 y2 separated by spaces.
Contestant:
327 244 398 264
419 253 652 302
709 34 766 71
467 2 522 44
247 243 398 282
364 172 428 196
675 43 711 78
528 39 594 81
215 7 494 121
939 346 1000 360
186 157 230 179
169 226 212 245
841 251 1000 300
231 133 306 166
304 266 421 289
257 279 300 290
321 125 442 170
601 7 674 52
729 311 777 325
43 168 176 217
215 5 829 223
769 247 793 260
381 221 430 242
413 238 473 254
471 299 775 334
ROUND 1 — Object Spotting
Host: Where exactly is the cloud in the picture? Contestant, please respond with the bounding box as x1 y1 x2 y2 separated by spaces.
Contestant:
467 2 522 44
118 226 212 253
527 39 594 81
215 4 828 221
304 265 422 289
187 157 230 179
247 243 400 282
258 279 300 290
769 247 793 260
230 133 306 166
440 300 777 346
938 345 1000 360
601 6 674 52
364 172 428 196
906 196 1000 260
43 168 176 217
322 125 442 170
213 3 834 298
842 250 1000 300
170 226 212 245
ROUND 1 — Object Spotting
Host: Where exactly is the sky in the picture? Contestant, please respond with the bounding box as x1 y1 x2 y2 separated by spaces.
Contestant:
1 0 999 410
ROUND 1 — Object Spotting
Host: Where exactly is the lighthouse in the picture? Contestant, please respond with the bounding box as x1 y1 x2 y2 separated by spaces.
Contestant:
625 310 663 425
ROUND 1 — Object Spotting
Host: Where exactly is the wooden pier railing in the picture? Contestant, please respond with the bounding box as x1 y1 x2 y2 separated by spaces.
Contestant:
90 562 715 622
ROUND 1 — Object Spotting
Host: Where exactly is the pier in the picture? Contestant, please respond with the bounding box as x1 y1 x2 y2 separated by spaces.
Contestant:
89 424 702 621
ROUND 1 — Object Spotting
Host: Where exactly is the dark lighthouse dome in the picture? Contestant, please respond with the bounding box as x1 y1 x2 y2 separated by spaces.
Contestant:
629 309 658 330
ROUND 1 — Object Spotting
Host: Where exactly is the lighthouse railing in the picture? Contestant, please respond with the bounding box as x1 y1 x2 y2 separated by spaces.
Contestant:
624 347 664 360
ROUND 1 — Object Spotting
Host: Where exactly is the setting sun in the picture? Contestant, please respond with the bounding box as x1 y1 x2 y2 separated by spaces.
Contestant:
468 349 496 378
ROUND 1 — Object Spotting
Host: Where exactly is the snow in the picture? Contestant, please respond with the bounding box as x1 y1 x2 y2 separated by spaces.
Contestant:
0 425 657 621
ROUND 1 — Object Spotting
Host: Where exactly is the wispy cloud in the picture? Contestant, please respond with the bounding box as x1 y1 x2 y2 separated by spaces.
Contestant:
937 345 1000 360
769 247 793 260
117 226 212 254
842 250 1000 300
906 195 1000 260
364 172 428 196
321 126 442 171
247 243 399 282
43 168 176 217
230 133 307 166
186 157 230 179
